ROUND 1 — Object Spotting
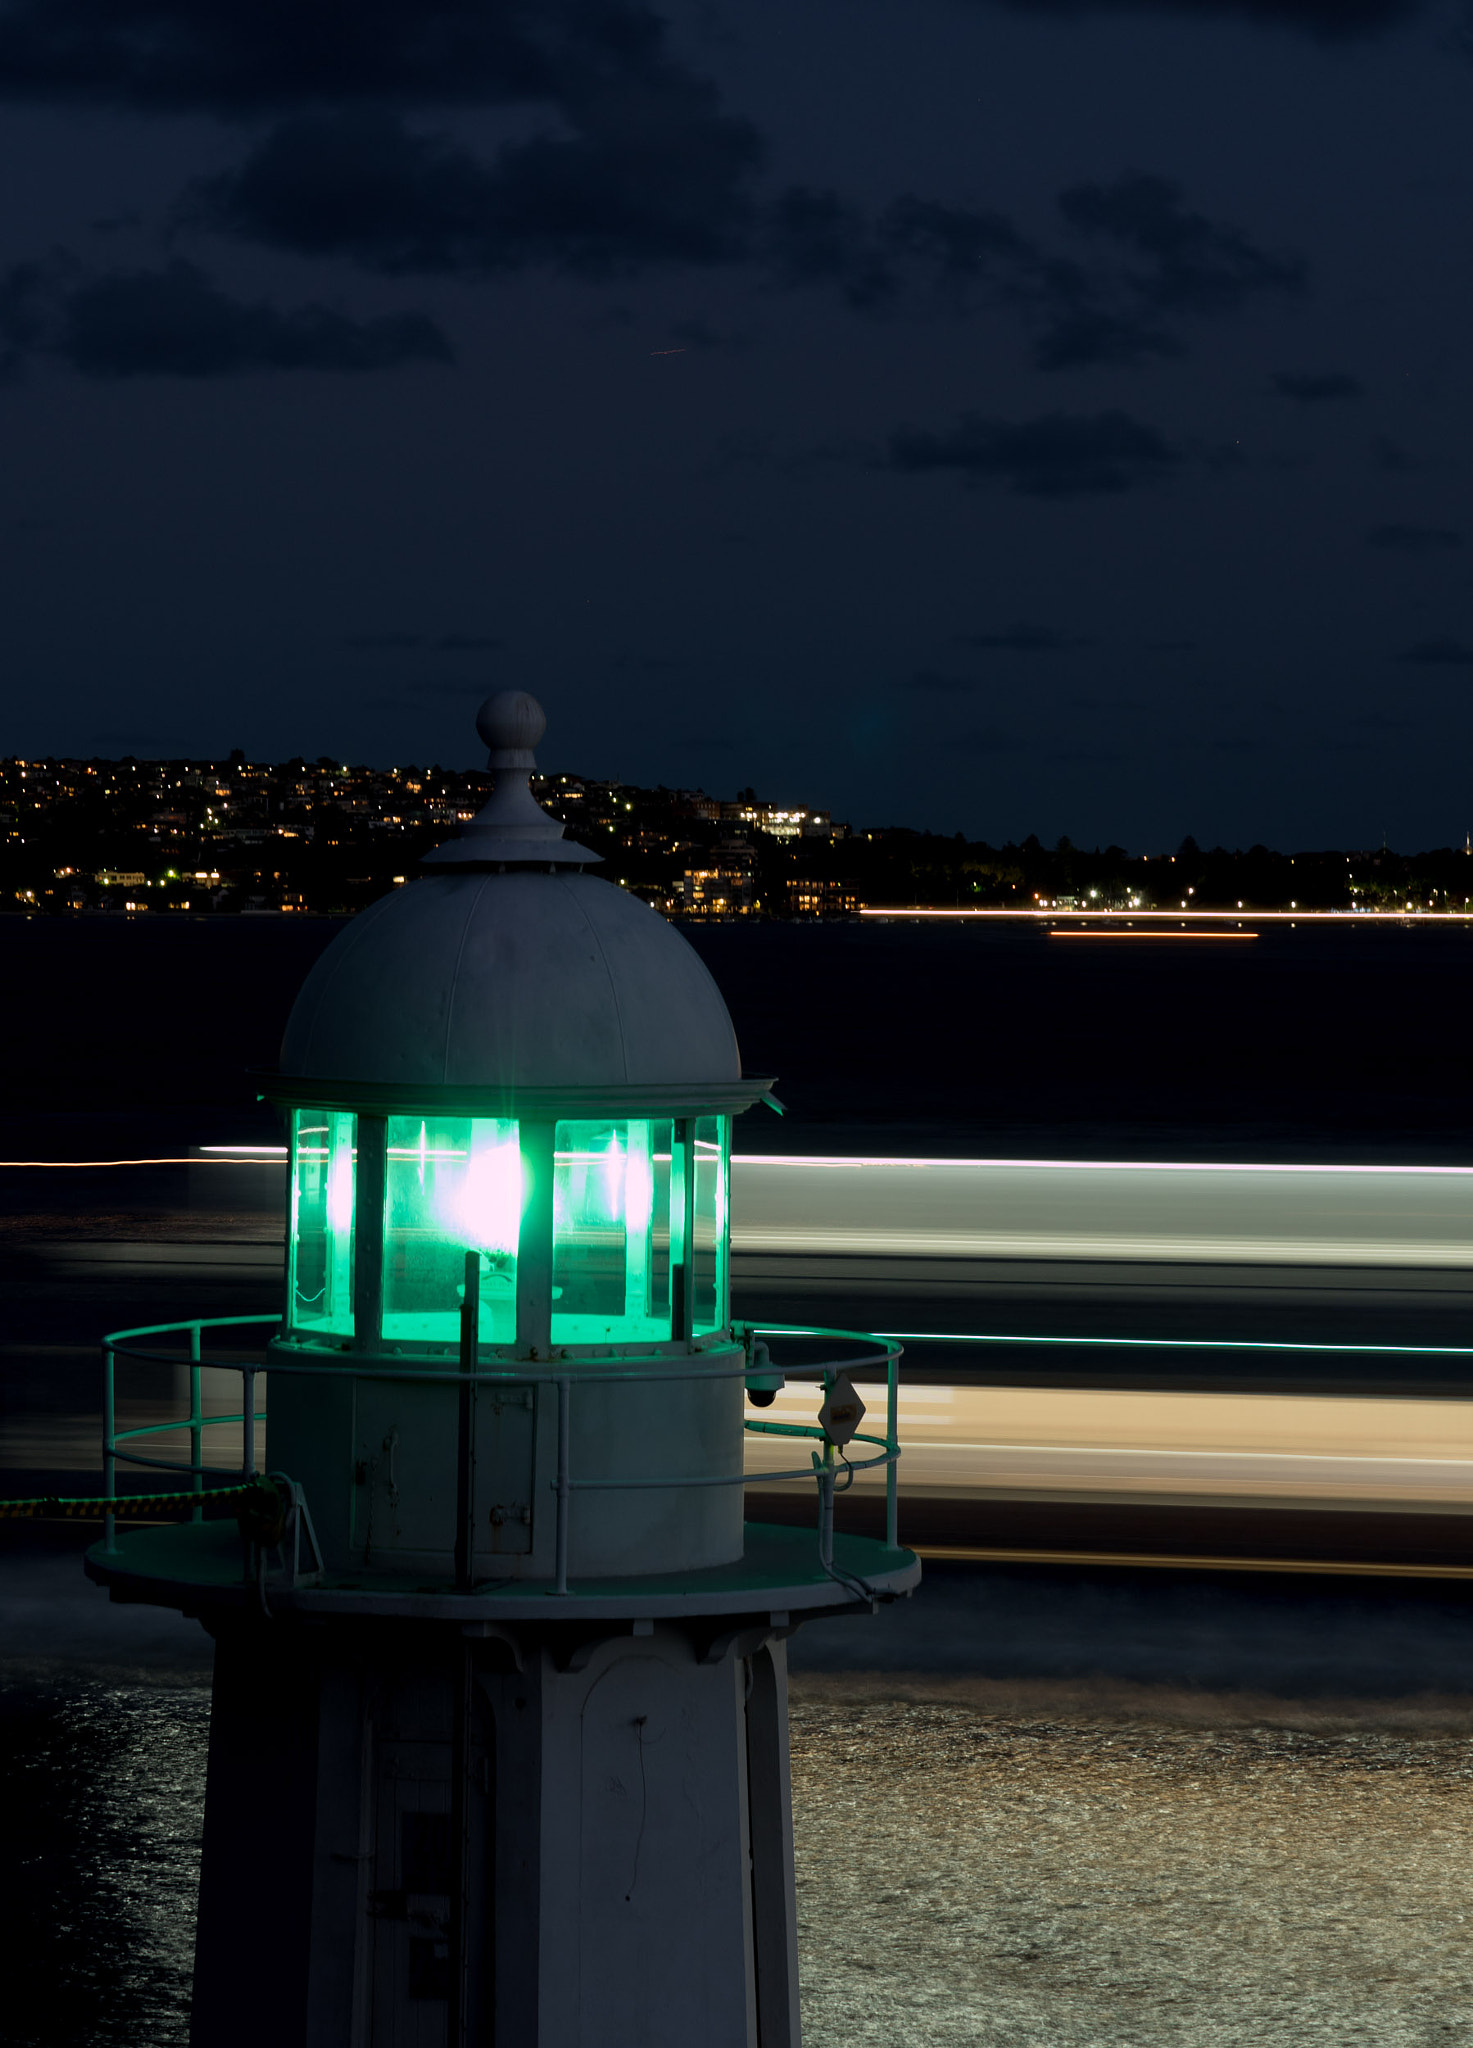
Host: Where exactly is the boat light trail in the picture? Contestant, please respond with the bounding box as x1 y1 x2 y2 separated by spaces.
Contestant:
0 1156 267 1168
878 1329 1473 1357
861 907 1473 922
6 1149 1473 1180
731 1155 1473 1175
909 1547 1473 1580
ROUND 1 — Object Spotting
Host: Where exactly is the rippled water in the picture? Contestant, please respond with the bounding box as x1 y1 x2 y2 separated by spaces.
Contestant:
3 1678 206 2048
10 1670 1473 2047
792 1684 1473 2046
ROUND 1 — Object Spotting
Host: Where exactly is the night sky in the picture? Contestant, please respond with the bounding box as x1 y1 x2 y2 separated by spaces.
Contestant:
1 0 1469 850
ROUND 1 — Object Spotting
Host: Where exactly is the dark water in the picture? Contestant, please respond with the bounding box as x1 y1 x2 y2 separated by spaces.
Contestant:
7 913 1473 2040
1 1675 206 2048
12 1551 1473 2046
696 918 1473 1162
4 913 1473 1159
793 1559 1473 1696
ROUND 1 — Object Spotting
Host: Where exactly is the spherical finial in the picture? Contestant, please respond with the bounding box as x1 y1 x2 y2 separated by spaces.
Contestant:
477 690 546 764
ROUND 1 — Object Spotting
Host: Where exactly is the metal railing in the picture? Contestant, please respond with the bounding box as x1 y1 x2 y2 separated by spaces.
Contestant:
102 1313 276 1554
99 1316 903 1596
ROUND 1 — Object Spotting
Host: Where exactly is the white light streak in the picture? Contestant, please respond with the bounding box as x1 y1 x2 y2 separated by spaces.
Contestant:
731 1155 1473 1175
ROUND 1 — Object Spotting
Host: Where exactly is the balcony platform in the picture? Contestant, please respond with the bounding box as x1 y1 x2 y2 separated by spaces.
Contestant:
86 1517 920 1624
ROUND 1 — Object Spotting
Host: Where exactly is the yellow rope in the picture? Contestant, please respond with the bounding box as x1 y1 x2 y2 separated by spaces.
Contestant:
0 1483 261 1520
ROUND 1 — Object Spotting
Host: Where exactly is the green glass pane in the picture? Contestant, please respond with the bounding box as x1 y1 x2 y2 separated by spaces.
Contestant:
552 1119 673 1346
649 1125 674 1327
692 1115 729 1335
290 1108 356 1335
382 1115 519 1346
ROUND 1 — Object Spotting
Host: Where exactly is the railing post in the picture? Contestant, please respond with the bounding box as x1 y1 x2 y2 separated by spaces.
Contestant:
102 1343 117 1556
555 1376 571 1595
189 1324 203 1523
455 1251 480 1593
242 1368 257 1479
818 1456 835 1572
818 1368 835 1570
886 1345 899 1552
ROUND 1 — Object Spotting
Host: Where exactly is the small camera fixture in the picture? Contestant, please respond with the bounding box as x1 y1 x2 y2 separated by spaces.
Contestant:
744 1335 785 1408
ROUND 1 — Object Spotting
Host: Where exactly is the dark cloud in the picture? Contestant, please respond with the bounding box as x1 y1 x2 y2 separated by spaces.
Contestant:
888 409 1180 497
1057 173 1303 314
1018 173 1303 369
112 4 1296 408
345 630 424 649
436 633 504 651
972 0 1419 36
1399 638 1473 666
183 67 1291 377
196 97 759 276
1367 524 1462 553
757 184 1066 315
1273 370 1363 401
962 623 1092 651
761 179 1290 358
1031 305 1181 370
0 0 768 282
878 193 1034 305
818 189 1043 312
0 0 1321 395
759 185 893 305
0 0 1411 133
203 137 1057 307
0 0 672 115
1 257 449 377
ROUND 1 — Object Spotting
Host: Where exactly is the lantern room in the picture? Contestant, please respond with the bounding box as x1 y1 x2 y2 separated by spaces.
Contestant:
282 1105 729 1352
261 691 771 1583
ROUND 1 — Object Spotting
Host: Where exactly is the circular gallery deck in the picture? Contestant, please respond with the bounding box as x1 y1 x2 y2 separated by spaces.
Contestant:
86 1517 921 1624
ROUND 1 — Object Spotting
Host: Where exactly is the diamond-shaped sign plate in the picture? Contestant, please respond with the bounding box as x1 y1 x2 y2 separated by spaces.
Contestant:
818 1374 866 1448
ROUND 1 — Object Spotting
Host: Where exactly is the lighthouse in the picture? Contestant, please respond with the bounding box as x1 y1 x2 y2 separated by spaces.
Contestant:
89 692 919 2047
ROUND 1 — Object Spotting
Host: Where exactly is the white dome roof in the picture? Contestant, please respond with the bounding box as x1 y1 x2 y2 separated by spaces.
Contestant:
280 868 743 1092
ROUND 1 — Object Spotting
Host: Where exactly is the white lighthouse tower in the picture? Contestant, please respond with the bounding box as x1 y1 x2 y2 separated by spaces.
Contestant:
89 693 918 2047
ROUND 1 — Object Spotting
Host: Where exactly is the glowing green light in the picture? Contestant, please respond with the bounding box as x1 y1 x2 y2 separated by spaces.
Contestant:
325 1123 354 1235
289 1107 356 1336
382 1114 519 1345
453 1127 522 1258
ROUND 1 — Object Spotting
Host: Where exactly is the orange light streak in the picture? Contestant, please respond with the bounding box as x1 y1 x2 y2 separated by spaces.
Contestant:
861 908 1473 923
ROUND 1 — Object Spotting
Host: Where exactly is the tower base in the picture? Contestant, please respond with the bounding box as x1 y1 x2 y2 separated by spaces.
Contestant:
190 1612 802 2048
89 1522 918 2048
